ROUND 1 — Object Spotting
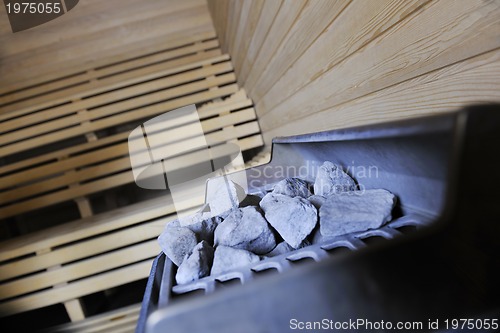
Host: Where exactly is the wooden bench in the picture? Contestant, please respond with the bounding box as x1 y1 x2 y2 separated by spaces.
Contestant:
0 27 263 331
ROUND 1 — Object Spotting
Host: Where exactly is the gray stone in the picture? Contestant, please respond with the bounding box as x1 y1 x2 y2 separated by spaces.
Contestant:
214 206 276 254
207 179 246 217
272 178 311 198
211 246 260 275
314 161 357 196
158 224 198 267
166 214 222 245
175 241 214 285
319 189 396 237
308 195 326 209
259 193 317 249
265 241 294 257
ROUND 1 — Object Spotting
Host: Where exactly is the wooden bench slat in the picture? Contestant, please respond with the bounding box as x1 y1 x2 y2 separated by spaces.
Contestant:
0 60 233 145
0 134 262 264
47 303 141 333
1 107 257 203
0 260 153 316
0 240 159 300
0 52 229 131
0 27 217 97
0 219 166 282
0 81 239 158
0 93 252 189
0 121 259 219
0 131 130 177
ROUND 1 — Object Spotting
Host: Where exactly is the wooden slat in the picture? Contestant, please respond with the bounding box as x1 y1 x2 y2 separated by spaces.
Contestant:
237 0 282 82
0 219 166 282
0 38 219 108
0 134 262 263
247 0 351 101
0 51 227 125
1 108 257 203
0 260 153 316
259 0 500 129
241 1 305 93
0 90 252 187
47 303 141 333
0 240 159 300
0 80 239 158
0 131 130 177
255 0 428 114
0 60 233 144
263 48 500 143
0 122 259 219
0 1 213 95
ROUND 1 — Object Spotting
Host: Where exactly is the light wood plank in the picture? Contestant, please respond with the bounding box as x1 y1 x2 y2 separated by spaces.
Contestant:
247 0 351 101
0 38 219 107
48 303 141 333
0 28 216 97
1 108 257 202
0 123 259 219
0 52 228 124
263 49 500 143
0 2 213 93
0 135 262 262
0 61 233 144
0 80 239 158
259 0 500 130
238 0 282 82
0 240 159 300
242 1 306 93
0 260 153 316
255 0 428 114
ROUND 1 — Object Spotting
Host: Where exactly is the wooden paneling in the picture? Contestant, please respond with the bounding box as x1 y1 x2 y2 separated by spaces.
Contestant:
208 0 500 145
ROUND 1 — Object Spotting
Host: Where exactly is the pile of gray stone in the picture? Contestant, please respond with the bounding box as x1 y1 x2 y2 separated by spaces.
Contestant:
158 161 396 285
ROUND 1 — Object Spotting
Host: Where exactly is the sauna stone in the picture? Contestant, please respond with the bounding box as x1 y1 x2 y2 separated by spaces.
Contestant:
272 177 311 198
175 241 214 285
214 206 276 254
319 189 396 237
308 194 326 209
265 241 295 257
211 246 260 275
207 179 246 217
259 193 317 249
314 161 357 196
158 224 198 267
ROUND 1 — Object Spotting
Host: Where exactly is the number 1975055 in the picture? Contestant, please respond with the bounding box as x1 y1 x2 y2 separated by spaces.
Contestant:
6 2 61 14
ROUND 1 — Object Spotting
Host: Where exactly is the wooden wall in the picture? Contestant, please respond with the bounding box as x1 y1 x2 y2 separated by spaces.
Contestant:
207 0 500 145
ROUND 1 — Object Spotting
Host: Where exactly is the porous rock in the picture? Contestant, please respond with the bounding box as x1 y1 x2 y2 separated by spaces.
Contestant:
211 246 260 275
266 239 311 257
167 214 222 245
319 189 396 237
175 241 214 285
158 225 197 267
314 161 357 196
272 178 311 198
265 241 294 257
207 179 246 217
214 206 276 254
308 195 326 209
259 193 317 249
